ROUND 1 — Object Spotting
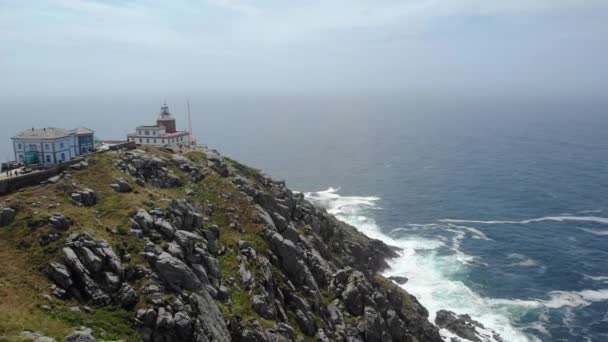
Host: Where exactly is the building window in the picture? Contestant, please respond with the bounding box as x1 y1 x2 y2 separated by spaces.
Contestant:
45 144 50 150
19 154 24 161
60 142 64 149
145 130 150 135
146 138 150 143
138 138 142 143
153 131 156 136
153 139 157 144
17 143 22 149
61 153 65 162
46 155 51 163
161 139 165 144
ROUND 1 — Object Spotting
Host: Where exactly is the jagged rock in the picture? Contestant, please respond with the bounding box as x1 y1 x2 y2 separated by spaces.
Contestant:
264 229 320 294
206 150 229 177
155 307 175 329
172 154 190 165
174 230 203 256
118 283 138 309
339 270 370 316
168 199 202 231
20 331 57 342
110 178 133 193
71 189 97 206
362 306 391 342
154 218 176 238
153 252 203 291
287 294 316 336
136 309 157 327
64 326 95 342
190 291 231 341
119 151 183 188
47 234 132 308
435 310 492 342
133 209 154 231
388 276 408 285
48 262 73 289
48 214 70 230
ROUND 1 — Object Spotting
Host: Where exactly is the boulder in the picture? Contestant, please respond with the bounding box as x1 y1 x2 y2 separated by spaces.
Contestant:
388 276 408 285
48 214 70 231
20 331 57 342
64 327 95 342
71 189 97 206
0 206 16 227
110 178 133 193
153 252 202 291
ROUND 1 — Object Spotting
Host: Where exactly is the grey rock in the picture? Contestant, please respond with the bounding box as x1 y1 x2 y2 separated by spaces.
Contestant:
136 309 157 327
191 291 231 341
48 262 73 289
174 230 203 256
64 327 96 342
388 276 408 285
153 252 202 291
118 284 138 309
20 331 57 342
154 218 176 238
49 214 70 230
155 307 174 329
71 189 97 206
0 206 16 227
110 178 133 193
435 310 490 342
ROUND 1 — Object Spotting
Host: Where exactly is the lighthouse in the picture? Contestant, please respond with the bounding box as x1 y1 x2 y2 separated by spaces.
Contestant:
126 102 191 147
156 102 177 133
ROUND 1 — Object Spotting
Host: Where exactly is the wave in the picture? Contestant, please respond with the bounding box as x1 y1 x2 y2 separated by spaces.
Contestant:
578 228 608 236
440 215 608 225
507 253 542 268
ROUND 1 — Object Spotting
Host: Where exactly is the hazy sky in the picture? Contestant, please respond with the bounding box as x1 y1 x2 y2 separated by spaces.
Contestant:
1 0 607 97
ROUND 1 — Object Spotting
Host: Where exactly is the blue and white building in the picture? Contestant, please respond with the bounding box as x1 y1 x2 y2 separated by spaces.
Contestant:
11 127 95 165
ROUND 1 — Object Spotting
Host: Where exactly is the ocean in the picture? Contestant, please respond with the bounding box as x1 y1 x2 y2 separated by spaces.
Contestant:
2 93 608 341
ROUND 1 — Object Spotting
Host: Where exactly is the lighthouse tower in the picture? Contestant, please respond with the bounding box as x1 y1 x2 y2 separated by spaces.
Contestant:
156 102 176 133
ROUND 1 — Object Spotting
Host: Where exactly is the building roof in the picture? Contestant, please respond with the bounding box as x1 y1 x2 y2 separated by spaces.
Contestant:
71 127 94 135
13 127 71 140
12 127 94 140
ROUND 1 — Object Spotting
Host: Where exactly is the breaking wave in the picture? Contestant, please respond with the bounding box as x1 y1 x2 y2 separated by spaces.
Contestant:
304 188 608 342
440 216 608 225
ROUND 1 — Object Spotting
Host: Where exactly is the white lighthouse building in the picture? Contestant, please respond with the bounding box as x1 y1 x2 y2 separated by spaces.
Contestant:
127 103 191 147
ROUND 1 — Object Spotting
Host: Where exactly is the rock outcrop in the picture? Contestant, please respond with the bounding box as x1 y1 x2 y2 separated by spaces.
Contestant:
116 150 183 188
436 310 504 342
70 188 97 206
47 234 137 308
110 178 133 193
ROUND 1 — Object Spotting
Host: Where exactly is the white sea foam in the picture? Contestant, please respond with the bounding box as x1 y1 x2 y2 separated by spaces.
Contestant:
507 253 541 268
578 228 608 236
582 274 608 283
440 215 608 225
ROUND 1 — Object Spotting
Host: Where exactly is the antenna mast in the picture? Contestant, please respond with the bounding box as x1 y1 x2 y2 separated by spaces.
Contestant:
187 100 194 147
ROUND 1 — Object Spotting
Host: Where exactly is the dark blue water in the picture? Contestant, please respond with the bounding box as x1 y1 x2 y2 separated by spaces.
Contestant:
195 94 608 341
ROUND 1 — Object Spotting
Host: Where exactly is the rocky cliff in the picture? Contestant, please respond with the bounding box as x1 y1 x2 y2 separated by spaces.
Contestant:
0 146 445 342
